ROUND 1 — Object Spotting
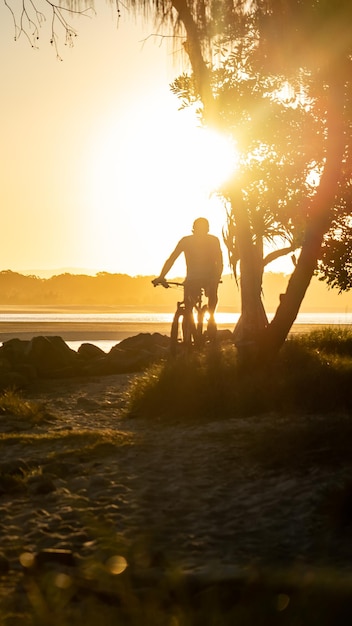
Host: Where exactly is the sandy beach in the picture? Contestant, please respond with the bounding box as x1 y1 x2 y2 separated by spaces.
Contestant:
0 322 351 622
0 370 351 623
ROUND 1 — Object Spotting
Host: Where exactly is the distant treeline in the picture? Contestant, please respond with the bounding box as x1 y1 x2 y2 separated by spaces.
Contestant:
0 270 350 312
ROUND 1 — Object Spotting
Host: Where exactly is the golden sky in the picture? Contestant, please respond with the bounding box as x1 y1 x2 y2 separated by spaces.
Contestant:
0 2 241 277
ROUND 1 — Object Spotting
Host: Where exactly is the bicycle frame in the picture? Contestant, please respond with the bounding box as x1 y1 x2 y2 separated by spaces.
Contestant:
167 282 209 352
152 279 216 353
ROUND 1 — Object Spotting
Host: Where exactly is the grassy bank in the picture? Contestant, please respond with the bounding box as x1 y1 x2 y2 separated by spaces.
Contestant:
127 327 352 420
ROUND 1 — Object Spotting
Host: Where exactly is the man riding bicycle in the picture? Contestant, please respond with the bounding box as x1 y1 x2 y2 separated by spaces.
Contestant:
152 217 223 331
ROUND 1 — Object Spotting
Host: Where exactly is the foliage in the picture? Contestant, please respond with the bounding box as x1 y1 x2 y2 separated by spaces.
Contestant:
126 328 352 419
318 212 352 292
167 1 352 353
170 9 347 278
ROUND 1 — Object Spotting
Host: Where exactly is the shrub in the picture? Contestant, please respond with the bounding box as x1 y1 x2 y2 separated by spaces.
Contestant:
126 328 352 419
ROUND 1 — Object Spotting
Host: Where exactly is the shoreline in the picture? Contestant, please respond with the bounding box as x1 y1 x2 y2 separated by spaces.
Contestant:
0 322 172 343
0 321 349 344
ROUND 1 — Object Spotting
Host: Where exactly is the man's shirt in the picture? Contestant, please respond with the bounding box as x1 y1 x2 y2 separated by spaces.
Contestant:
173 234 223 282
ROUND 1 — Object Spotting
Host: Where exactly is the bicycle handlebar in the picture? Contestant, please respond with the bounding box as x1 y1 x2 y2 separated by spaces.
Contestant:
152 278 184 289
152 278 222 289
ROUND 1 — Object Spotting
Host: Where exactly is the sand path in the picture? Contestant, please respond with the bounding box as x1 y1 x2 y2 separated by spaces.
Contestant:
1 367 352 626
0 371 351 596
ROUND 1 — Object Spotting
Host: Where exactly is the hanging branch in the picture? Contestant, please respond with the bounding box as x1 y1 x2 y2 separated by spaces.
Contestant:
4 0 97 59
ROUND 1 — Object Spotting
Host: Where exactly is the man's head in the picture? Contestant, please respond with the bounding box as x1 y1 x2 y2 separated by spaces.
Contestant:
192 217 209 235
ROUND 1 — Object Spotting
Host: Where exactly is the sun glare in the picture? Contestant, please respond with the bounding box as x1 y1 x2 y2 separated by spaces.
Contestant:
82 104 239 273
185 125 240 191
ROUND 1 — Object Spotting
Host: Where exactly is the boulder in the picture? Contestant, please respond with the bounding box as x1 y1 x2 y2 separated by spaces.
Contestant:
106 347 154 373
26 336 79 378
0 370 29 391
118 332 169 352
0 333 171 382
0 338 31 366
78 343 106 360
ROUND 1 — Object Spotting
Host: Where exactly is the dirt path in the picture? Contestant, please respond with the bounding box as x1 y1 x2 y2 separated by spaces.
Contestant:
0 372 352 623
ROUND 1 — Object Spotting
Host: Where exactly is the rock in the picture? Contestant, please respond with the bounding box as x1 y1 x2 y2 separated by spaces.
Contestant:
0 338 31 366
118 332 169 352
78 343 106 359
0 356 12 373
106 347 154 373
0 332 171 381
0 371 28 391
79 356 117 377
26 336 78 377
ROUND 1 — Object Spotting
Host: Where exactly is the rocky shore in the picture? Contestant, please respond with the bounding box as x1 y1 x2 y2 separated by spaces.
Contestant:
0 332 173 390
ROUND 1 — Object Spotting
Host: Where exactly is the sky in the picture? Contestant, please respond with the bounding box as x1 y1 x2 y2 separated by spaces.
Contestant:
0 1 241 278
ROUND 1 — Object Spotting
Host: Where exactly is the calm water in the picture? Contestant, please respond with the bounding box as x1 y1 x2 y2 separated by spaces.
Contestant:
1 311 352 325
0 311 351 353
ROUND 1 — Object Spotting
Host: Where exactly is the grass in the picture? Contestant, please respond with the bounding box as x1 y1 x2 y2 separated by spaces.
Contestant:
0 428 133 496
0 389 52 426
126 327 352 420
2 328 352 625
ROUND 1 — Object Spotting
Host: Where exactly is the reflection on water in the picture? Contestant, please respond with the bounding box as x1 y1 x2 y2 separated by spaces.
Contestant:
0 311 352 325
1 311 351 354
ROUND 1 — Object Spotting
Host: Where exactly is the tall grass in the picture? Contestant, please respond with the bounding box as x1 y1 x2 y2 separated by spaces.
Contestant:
0 389 51 425
126 328 352 420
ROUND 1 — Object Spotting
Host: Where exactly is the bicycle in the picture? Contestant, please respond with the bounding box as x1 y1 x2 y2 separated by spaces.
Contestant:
152 278 217 353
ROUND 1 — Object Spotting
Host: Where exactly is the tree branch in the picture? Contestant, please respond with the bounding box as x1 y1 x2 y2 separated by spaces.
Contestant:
4 0 96 58
263 244 296 267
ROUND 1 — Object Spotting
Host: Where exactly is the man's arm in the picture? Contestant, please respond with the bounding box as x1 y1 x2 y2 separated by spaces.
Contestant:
152 240 184 284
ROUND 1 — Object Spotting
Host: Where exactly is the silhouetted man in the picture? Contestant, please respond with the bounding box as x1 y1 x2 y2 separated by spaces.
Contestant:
152 217 223 325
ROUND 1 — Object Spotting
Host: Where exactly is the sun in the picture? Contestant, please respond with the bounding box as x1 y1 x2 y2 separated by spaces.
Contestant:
81 101 239 273
184 124 239 191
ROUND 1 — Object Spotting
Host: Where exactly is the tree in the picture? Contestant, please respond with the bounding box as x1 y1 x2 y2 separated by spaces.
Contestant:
166 1 352 361
144 0 352 360
251 0 352 356
6 0 352 362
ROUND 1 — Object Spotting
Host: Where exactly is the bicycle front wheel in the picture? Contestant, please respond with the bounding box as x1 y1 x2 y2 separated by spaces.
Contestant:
194 305 209 347
182 311 196 349
170 308 196 354
170 308 183 355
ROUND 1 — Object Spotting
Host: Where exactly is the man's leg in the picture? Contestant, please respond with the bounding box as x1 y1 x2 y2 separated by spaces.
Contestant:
206 283 218 338
183 282 197 344
206 282 218 319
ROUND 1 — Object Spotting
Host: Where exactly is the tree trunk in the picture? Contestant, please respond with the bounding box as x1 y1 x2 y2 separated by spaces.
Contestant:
261 73 346 358
172 0 217 121
228 189 268 348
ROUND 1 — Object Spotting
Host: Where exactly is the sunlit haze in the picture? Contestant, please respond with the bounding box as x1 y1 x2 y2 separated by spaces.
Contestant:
0 3 240 278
